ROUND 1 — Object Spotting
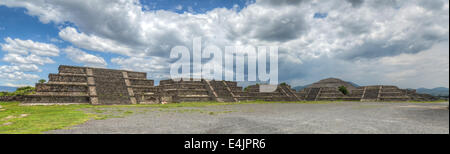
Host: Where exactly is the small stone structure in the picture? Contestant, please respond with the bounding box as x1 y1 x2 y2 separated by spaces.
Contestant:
21 66 438 105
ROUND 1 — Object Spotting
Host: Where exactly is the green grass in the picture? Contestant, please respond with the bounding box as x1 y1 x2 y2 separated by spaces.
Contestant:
1 100 447 134
0 102 94 134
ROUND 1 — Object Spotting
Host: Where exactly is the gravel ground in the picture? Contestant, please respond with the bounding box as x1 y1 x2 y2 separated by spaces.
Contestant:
47 102 449 134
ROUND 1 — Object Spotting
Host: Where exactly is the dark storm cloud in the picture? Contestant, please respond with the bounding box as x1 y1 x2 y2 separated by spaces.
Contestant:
257 0 308 6
346 0 364 8
418 0 445 10
252 15 308 42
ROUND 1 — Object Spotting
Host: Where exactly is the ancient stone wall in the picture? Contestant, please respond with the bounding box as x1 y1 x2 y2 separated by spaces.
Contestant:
0 96 24 102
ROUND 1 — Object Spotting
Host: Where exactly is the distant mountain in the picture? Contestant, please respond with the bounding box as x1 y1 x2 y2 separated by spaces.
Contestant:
416 87 449 96
347 81 360 87
0 86 18 92
292 80 359 91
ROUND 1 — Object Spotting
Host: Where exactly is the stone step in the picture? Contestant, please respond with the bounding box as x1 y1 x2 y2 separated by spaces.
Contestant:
234 92 285 97
160 80 204 85
48 74 87 83
319 93 345 97
43 82 87 86
317 97 361 101
165 89 210 96
129 79 154 86
36 83 88 92
380 90 404 93
131 85 156 88
22 95 90 104
217 97 236 102
33 92 89 96
161 84 207 89
236 96 294 101
58 65 87 74
378 97 410 101
379 93 407 97
173 95 212 102
133 87 159 93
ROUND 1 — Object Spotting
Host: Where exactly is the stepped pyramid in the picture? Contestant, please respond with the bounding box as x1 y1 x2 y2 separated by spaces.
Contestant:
154 79 241 102
234 84 300 101
23 65 154 105
295 78 438 101
22 66 438 105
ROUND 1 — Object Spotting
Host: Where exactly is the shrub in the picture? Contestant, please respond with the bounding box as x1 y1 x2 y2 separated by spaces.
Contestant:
2 86 35 96
38 79 46 83
338 86 349 95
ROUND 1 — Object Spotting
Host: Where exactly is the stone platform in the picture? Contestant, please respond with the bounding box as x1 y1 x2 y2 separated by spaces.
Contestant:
21 66 439 105
23 65 153 105
295 78 439 101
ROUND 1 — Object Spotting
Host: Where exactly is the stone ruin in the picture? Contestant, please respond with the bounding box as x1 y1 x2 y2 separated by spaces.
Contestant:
296 78 438 101
21 66 438 105
23 65 153 105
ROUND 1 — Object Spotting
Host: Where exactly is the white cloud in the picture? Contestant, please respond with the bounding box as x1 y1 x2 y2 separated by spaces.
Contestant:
64 46 107 68
50 38 63 43
1 37 59 56
0 37 60 85
0 0 448 88
2 53 55 65
2 83 33 87
59 27 135 56
2 53 53 66
175 5 182 11
111 56 169 79
0 66 40 81
0 64 41 72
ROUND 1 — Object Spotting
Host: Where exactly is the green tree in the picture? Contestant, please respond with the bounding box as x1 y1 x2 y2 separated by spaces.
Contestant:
11 86 35 96
338 86 349 95
38 79 46 83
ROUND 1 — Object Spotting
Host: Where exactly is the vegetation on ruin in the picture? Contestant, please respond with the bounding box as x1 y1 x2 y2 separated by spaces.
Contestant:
338 86 349 95
0 86 35 96
38 79 46 84
0 100 447 134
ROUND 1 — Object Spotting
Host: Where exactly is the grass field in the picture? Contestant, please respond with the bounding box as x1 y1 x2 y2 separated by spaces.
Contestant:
0 100 447 134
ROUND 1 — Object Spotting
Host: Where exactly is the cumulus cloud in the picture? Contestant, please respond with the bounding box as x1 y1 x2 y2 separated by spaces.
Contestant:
1 37 59 66
346 0 364 8
1 37 59 56
0 37 61 85
59 27 135 56
111 56 169 79
0 0 448 88
0 66 40 81
0 64 40 73
2 53 55 65
64 46 107 68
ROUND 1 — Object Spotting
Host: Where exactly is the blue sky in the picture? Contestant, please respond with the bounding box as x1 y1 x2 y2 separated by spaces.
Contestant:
0 0 448 89
139 0 251 13
0 0 253 87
